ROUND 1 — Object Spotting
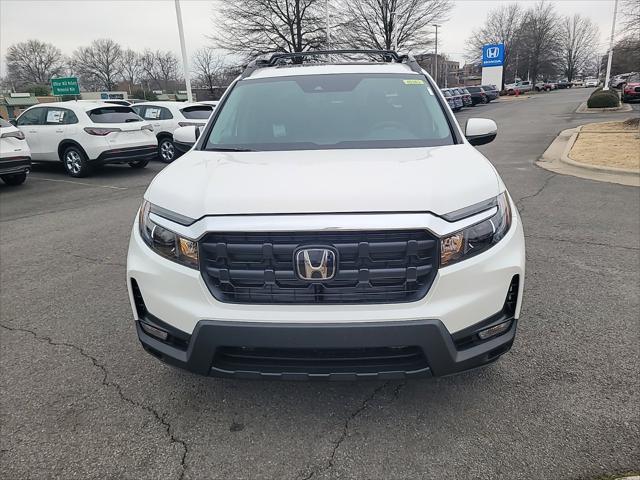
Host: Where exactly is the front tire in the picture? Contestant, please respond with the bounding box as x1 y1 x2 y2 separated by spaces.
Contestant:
1 172 27 185
63 146 92 178
129 158 150 169
158 137 176 163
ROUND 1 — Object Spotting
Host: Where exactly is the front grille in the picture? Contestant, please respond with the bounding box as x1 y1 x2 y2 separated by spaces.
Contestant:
213 346 428 374
199 230 439 304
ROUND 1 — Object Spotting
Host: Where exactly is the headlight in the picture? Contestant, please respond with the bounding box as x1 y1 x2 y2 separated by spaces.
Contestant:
440 192 512 267
138 200 199 269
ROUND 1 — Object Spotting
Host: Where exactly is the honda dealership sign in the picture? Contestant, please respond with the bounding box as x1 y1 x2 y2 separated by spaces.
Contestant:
482 44 505 67
481 43 505 90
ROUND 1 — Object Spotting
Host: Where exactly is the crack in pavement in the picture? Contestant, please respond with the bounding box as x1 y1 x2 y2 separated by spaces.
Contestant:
298 381 406 480
524 234 640 251
515 172 557 215
0 323 188 480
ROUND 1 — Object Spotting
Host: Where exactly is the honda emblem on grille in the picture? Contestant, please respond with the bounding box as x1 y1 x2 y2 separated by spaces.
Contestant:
295 248 336 281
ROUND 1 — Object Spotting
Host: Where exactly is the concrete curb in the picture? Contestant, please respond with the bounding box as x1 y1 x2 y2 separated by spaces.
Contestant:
560 126 640 176
575 101 633 113
537 127 640 187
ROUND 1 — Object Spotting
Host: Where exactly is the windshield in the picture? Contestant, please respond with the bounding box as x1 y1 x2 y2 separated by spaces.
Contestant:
204 73 453 151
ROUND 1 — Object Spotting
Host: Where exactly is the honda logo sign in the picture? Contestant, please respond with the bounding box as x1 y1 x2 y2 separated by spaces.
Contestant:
482 44 505 67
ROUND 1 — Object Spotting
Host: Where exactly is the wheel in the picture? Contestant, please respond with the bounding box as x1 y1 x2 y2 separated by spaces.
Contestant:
1 172 27 185
129 158 150 169
535 87 541 92
481 96 488 104
63 146 92 177
622 95 628 103
158 137 176 163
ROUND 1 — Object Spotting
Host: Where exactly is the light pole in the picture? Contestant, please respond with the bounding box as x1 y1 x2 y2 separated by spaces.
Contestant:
174 0 193 102
603 0 618 91
433 24 440 87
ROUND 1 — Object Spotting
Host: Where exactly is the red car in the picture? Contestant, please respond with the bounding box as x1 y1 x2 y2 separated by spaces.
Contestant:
622 73 640 103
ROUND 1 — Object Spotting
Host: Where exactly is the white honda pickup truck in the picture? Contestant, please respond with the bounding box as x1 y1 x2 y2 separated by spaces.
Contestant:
126 50 525 380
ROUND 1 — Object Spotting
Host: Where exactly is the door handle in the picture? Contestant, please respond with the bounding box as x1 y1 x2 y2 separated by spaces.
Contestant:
28 130 37 133
56 130 64 133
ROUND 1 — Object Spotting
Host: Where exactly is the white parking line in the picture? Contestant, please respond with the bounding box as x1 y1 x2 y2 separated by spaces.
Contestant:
30 176 127 190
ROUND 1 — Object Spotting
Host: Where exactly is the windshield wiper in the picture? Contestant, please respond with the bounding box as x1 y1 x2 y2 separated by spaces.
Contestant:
207 146 255 152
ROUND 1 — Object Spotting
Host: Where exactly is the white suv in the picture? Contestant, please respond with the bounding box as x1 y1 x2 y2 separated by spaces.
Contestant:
127 51 525 380
131 102 213 163
16 101 157 177
0 118 31 185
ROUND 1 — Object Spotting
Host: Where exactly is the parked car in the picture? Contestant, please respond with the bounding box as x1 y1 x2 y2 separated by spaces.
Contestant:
480 85 499 101
572 78 584 88
556 79 573 89
505 81 533 94
622 73 640 102
459 87 473 107
534 81 554 92
441 88 456 110
15 101 156 177
127 50 525 380
446 88 464 111
610 73 636 89
0 117 31 185
131 101 214 163
584 77 599 88
466 86 489 105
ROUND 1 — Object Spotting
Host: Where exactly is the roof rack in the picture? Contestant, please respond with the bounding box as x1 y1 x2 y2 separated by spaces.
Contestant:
240 49 424 79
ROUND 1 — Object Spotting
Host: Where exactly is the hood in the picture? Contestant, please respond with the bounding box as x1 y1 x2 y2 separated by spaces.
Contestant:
146 145 502 219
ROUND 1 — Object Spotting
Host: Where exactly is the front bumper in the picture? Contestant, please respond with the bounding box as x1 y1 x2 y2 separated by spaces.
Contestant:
0 156 31 175
93 145 157 164
136 311 517 379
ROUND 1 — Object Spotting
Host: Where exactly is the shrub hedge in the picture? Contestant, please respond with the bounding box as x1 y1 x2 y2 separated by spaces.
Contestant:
587 88 620 108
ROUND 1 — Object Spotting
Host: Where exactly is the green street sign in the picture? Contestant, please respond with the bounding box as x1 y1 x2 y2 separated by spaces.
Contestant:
50 77 80 96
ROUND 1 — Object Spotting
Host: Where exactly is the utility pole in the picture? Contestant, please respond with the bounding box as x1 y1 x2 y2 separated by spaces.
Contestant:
433 24 440 86
603 0 618 91
174 0 193 102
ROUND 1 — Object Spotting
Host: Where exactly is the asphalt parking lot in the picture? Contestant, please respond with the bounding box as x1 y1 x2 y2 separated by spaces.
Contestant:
1 87 638 480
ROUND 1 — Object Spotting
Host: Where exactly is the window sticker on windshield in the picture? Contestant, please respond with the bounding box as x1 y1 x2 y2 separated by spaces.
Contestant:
403 79 425 85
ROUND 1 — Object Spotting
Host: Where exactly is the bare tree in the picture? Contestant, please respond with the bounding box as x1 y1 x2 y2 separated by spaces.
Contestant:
138 50 179 92
192 48 227 92
620 0 640 36
517 1 561 84
466 3 523 87
120 49 142 93
155 51 180 91
337 0 450 52
559 15 599 81
211 0 326 57
6 40 66 88
71 39 123 91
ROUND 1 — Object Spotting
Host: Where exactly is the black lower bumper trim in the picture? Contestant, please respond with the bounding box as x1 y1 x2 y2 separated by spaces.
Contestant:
0 156 31 175
136 312 517 380
94 145 157 164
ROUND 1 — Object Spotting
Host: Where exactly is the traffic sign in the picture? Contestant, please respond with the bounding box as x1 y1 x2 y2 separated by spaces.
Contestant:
50 77 80 96
482 44 505 67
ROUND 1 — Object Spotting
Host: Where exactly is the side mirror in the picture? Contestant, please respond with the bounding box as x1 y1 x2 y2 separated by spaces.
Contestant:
173 125 200 155
465 118 497 146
